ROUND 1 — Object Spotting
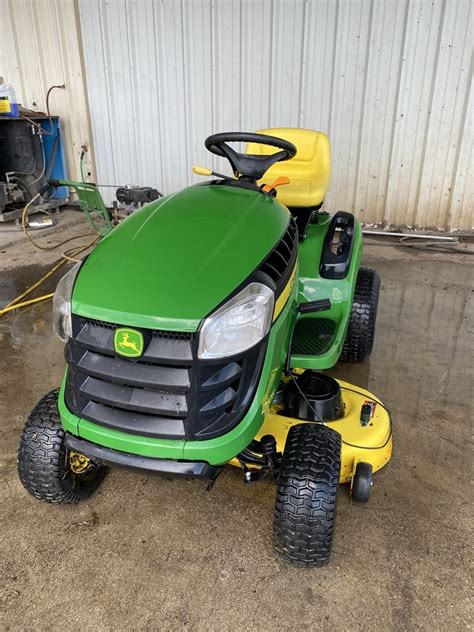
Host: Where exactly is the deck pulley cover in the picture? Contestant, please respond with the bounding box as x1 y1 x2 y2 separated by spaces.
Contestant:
289 371 344 422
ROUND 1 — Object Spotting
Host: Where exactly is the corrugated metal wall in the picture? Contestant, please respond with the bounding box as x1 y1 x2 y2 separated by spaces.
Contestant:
0 0 95 183
78 0 472 231
1 1 471 230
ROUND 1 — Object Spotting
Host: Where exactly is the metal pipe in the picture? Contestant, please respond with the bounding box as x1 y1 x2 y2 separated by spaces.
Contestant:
362 229 456 241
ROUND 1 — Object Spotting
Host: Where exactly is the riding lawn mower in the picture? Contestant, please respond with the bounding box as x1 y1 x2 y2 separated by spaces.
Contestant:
17 129 392 567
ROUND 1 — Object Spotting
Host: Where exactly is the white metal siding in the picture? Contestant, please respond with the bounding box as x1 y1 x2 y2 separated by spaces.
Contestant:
2 0 470 231
78 0 472 230
0 0 95 183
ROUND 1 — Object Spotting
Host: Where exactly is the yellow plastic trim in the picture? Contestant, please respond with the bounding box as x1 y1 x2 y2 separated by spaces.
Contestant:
247 128 331 208
272 264 297 322
229 380 392 484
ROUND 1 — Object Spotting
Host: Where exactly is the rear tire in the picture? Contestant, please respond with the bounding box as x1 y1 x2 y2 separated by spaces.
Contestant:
17 389 107 503
273 423 341 567
340 267 380 362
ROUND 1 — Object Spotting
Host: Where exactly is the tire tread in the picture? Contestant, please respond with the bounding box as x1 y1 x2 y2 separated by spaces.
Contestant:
273 423 341 567
340 266 380 362
17 389 106 504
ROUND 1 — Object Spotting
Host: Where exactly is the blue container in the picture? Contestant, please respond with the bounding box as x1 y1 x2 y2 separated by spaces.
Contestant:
40 117 69 199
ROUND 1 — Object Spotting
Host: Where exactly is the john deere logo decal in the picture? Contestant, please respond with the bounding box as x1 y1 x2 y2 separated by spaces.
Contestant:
114 328 144 358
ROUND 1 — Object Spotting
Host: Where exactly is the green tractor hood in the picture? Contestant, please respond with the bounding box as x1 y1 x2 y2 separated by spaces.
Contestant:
72 184 290 331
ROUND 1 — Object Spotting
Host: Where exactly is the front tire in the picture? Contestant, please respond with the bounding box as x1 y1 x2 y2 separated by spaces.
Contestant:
273 423 341 567
340 266 380 362
351 461 373 503
17 389 107 503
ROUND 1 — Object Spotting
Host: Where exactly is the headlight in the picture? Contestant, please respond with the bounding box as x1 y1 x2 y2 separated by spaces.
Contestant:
52 262 82 341
198 282 274 359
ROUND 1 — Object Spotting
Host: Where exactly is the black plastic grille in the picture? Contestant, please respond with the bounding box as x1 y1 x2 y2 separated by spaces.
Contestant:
259 216 298 292
65 316 266 441
82 317 193 341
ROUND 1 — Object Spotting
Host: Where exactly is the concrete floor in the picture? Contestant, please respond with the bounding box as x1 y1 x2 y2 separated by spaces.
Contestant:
0 218 472 631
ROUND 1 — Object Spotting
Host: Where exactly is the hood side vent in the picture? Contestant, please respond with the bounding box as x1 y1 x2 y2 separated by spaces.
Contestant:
259 217 298 294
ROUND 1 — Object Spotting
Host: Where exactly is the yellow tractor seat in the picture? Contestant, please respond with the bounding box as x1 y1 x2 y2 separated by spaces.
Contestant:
246 128 331 208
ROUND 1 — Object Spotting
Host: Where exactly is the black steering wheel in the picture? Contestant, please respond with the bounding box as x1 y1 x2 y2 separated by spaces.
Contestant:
205 132 297 181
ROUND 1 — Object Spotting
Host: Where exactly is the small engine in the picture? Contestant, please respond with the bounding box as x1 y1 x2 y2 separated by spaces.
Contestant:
113 186 162 218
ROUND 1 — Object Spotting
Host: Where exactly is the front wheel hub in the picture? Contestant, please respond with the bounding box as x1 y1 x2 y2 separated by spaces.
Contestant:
69 450 92 474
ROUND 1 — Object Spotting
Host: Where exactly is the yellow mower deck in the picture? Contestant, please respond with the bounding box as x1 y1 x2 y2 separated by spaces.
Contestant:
230 380 392 484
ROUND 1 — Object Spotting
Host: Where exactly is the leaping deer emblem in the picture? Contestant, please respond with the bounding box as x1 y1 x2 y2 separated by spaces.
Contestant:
118 332 140 354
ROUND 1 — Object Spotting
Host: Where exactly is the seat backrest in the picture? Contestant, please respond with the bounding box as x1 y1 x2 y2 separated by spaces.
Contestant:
246 128 331 208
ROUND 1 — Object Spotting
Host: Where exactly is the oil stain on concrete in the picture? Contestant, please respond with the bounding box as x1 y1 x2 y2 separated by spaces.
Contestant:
0 251 472 631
